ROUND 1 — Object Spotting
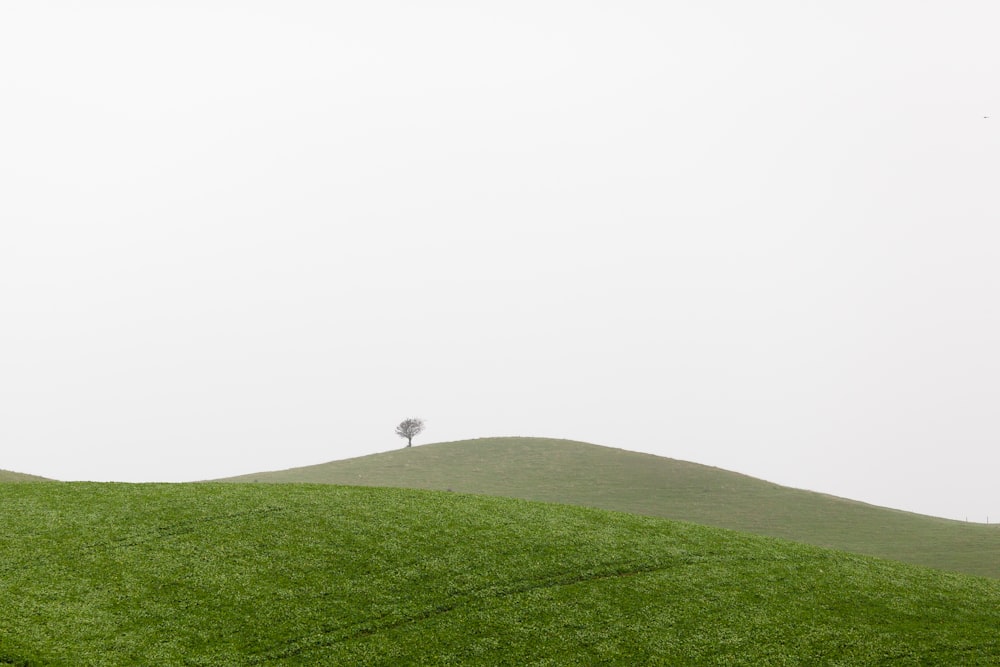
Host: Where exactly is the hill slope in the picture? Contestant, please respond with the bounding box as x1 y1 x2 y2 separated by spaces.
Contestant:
219 437 1000 578
0 468 51 482
1 482 999 665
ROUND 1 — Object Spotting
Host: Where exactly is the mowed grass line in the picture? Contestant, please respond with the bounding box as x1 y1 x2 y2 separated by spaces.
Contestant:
1 483 1000 665
218 437 1000 579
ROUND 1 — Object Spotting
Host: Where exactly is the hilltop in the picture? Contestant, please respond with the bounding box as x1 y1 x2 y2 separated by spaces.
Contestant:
1 482 998 665
218 437 1000 579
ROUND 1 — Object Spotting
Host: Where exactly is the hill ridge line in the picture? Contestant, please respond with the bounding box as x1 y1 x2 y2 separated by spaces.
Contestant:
216 436 1000 578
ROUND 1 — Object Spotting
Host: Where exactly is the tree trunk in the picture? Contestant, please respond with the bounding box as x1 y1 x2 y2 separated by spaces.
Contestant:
407 437 412 447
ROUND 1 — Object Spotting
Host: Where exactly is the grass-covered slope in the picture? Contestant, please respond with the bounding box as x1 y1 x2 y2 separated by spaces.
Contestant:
1 483 999 665
0 469 50 482
219 437 1000 579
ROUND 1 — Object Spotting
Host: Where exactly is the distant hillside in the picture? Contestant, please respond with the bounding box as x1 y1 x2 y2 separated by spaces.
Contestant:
218 437 1000 579
0 468 51 482
1 483 998 664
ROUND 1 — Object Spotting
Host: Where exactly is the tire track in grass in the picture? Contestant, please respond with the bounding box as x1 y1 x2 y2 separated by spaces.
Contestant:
250 551 855 662
0 505 290 663
86 506 289 551
0 507 287 576
250 559 680 663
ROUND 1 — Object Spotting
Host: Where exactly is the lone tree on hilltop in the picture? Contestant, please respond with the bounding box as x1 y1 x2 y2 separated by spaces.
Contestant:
395 418 425 447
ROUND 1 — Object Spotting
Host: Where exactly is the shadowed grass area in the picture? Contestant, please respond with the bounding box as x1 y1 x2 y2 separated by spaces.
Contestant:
1 482 999 665
218 437 1000 579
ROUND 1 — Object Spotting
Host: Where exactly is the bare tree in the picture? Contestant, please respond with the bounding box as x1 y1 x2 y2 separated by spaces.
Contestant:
395 418 425 447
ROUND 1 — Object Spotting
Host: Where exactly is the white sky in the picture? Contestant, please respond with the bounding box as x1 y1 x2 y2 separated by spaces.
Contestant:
2 1 998 522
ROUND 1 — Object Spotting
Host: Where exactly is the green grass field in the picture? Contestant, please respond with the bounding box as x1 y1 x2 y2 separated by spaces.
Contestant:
1 482 999 665
218 437 1000 579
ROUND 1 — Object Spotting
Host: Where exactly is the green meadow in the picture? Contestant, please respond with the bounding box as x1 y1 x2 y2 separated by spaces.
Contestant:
219 437 1000 579
0 470 50 483
2 482 999 665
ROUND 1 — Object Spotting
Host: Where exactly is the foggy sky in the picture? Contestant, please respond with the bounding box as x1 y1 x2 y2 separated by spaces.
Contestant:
2 1 998 522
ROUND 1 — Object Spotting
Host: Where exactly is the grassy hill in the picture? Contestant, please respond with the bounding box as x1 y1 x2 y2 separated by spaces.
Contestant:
1 482 998 665
0 469 50 482
218 437 1000 579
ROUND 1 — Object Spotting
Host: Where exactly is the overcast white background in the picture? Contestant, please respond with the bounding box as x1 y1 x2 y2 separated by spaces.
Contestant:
2 1 998 522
